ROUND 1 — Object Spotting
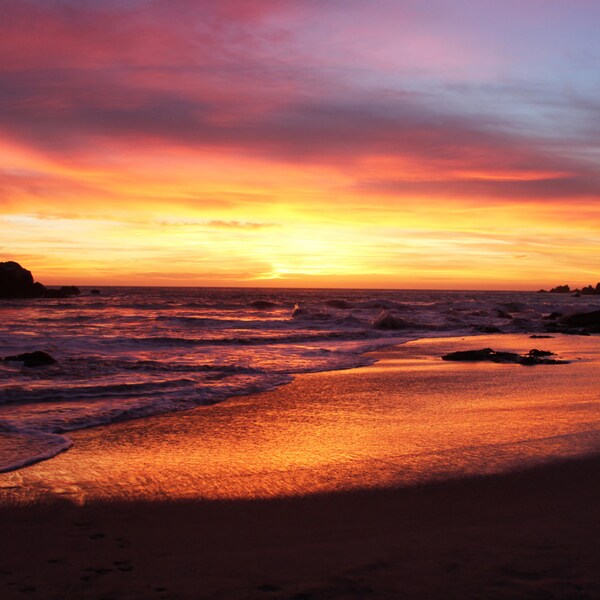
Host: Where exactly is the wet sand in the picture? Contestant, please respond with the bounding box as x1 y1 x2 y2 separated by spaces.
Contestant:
2 334 600 598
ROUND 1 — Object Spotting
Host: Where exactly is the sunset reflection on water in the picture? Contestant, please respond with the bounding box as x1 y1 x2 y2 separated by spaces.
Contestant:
3 334 600 505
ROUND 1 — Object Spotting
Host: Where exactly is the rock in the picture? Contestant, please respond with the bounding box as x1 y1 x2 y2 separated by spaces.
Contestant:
560 310 600 331
0 261 80 299
442 348 518 362
528 349 553 357
44 286 81 298
249 300 277 309
3 351 56 367
325 299 351 309
543 312 562 320
90 289 101 295
0 261 45 298
543 282 600 296
373 311 410 330
530 334 554 339
579 283 600 296
548 285 571 293
442 348 567 365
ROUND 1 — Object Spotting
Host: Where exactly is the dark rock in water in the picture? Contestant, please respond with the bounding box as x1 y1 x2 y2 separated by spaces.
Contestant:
442 348 518 362
530 334 554 339
548 285 571 293
579 284 600 296
0 261 45 298
0 261 80 299
543 282 600 296
442 348 567 366
528 349 553 357
373 311 410 330
90 289 101 295
543 312 562 320
3 351 56 367
325 299 351 309
560 309 600 330
249 300 277 310
44 285 81 298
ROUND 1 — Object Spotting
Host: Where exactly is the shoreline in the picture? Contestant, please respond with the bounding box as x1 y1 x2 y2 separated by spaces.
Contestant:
2 332 600 504
2 332 600 597
0 333 420 475
0 326 565 476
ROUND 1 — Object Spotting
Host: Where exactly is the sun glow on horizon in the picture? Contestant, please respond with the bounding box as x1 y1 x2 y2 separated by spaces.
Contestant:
1 1 599 289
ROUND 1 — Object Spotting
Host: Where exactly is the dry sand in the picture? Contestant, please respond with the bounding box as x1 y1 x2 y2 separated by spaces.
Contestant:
2 334 600 599
2 458 600 599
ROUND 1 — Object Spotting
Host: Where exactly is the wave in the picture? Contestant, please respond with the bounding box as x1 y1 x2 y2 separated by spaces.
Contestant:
0 372 293 471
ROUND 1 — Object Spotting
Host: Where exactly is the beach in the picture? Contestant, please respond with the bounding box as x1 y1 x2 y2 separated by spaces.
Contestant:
2 456 600 600
2 333 600 598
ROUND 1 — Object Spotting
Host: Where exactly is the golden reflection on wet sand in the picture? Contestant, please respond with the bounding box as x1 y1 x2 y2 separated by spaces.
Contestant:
2 334 600 504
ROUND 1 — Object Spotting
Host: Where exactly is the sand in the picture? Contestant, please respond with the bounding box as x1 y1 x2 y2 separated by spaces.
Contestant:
2 334 600 598
2 459 600 599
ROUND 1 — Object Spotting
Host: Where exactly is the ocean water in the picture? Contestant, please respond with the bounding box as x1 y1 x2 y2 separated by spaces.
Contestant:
0 287 598 473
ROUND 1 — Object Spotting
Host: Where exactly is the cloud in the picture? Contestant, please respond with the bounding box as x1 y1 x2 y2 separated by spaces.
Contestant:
1 0 598 210
354 173 600 202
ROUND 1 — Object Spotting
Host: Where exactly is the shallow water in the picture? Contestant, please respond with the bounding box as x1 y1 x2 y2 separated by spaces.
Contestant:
2 333 599 504
1 287 598 473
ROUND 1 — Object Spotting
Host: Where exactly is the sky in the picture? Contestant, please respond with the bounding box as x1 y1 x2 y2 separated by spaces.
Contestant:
1 0 600 289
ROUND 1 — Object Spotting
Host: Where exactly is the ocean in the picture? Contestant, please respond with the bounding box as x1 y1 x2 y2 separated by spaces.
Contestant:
1 287 598 474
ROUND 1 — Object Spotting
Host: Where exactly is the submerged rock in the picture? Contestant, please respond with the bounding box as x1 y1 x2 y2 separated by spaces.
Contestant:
325 299 351 309
44 285 81 298
560 309 600 330
543 312 562 320
373 311 410 330
3 351 56 367
441 348 567 366
249 300 277 310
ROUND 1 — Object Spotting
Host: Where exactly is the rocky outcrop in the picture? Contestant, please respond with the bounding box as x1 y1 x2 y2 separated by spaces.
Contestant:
0 261 80 299
0 261 44 298
325 299 351 309
549 285 571 293
3 351 56 367
580 283 600 295
441 348 567 365
44 285 81 298
539 282 600 295
560 310 600 331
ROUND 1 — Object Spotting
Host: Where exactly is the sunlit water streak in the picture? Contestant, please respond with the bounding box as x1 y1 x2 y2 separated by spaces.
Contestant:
2 334 600 504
